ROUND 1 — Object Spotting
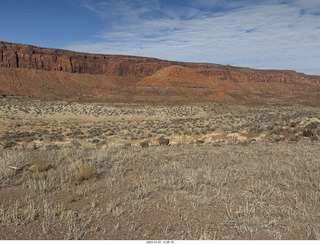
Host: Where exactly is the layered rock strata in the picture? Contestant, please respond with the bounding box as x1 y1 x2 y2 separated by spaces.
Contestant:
0 41 319 104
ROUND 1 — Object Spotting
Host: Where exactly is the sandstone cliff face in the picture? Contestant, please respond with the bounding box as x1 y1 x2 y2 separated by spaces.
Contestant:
0 41 319 104
0 41 171 76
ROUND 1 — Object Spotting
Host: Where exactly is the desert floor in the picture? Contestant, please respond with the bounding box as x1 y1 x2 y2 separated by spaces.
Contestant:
0 97 320 240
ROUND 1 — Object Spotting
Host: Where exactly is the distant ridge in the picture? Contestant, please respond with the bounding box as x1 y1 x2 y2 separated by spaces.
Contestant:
0 41 319 105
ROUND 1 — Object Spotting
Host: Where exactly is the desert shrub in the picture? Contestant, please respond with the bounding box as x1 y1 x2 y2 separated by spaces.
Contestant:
92 139 100 144
29 158 51 174
271 128 282 135
1 131 31 144
99 140 107 145
26 171 57 194
130 135 137 140
25 158 56 194
45 144 60 150
140 141 149 148
290 121 299 127
72 163 97 183
1 140 16 148
303 129 315 137
71 141 81 148
266 125 274 130
250 126 265 134
0 150 29 186
158 138 170 146
87 127 103 137
306 121 320 129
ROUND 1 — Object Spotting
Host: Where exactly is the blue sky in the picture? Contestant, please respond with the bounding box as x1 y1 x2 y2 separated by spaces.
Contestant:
1 0 320 75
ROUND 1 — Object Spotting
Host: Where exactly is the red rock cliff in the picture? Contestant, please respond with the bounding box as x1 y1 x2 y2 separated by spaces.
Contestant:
0 41 172 76
1 41 319 85
0 41 319 104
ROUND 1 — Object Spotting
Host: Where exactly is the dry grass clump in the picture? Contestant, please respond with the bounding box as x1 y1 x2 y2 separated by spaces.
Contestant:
29 158 51 175
71 162 98 183
0 150 33 186
26 158 57 194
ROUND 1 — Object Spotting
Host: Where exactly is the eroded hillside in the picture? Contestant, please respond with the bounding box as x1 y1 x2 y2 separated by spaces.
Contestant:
0 41 319 104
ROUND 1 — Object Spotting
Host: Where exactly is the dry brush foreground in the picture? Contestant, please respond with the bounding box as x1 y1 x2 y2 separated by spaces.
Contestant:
0 97 320 240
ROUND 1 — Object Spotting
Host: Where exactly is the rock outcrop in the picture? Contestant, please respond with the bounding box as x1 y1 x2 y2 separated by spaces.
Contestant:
0 41 172 76
0 41 319 104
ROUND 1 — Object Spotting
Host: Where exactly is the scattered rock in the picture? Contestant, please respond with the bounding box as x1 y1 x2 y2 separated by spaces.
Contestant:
250 138 257 143
196 139 205 145
140 141 149 148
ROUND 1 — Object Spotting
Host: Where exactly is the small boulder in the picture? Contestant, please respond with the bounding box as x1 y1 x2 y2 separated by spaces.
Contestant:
196 139 205 145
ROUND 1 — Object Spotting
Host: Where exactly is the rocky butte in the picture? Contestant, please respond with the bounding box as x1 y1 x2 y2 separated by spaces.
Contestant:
0 41 319 105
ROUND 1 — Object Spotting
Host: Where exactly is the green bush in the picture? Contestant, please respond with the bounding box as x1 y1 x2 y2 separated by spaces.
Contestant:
303 129 315 137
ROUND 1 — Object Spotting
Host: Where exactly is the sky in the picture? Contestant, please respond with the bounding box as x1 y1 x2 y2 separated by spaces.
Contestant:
1 0 320 75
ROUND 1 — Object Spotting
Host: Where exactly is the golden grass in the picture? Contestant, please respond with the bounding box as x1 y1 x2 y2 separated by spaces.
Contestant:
29 158 52 177
0 140 319 240
72 162 97 183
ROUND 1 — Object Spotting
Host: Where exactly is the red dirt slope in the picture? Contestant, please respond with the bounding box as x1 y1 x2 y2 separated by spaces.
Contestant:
0 41 320 104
